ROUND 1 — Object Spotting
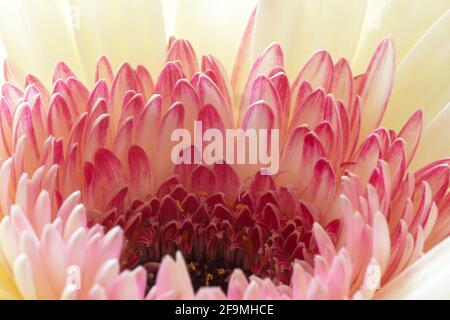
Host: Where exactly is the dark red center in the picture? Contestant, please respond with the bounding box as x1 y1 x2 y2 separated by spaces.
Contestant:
91 175 338 292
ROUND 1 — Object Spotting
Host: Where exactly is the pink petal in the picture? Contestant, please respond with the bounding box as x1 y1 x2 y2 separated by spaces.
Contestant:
398 110 423 167
95 56 114 85
190 165 216 194
197 74 232 128
155 102 185 184
53 61 76 83
128 145 153 199
166 39 199 79
293 50 334 93
248 75 282 128
136 95 161 160
155 62 184 114
331 58 353 109
358 37 396 138
290 88 325 131
110 63 140 128
136 65 154 101
239 43 284 119
231 7 257 93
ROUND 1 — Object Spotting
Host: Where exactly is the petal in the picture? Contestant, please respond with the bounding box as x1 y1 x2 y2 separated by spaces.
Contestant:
375 236 450 299
40 225 67 296
397 110 423 167
372 211 391 273
293 51 334 93
190 166 216 195
0 0 85 85
155 102 185 184
128 145 153 199
166 39 199 79
254 0 367 77
352 0 449 73
383 10 450 130
413 102 450 169
13 254 37 300
174 0 257 74
95 57 114 86
197 75 232 128
70 0 166 83
239 43 284 122
147 252 194 300
331 59 354 108
358 37 396 139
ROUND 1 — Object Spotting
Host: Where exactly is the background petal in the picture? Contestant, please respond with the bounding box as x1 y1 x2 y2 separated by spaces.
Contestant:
253 0 367 77
173 0 257 74
0 0 85 85
412 102 450 169
375 236 450 299
70 0 166 84
382 9 450 130
352 0 450 73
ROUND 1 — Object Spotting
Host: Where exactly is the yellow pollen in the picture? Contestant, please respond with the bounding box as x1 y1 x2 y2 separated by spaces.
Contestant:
176 200 184 213
198 191 208 197
235 203 243 211
205 273 214 286
217 268 226 276
190 262 197 271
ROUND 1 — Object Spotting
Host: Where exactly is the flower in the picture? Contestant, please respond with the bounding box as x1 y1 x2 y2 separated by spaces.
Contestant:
0 0 449 300
0 159 146 299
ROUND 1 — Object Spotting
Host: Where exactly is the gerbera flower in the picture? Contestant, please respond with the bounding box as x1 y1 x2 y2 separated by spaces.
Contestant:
0 0 449 300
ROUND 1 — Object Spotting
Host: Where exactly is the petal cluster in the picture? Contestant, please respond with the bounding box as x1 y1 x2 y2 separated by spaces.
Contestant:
0 33 448 300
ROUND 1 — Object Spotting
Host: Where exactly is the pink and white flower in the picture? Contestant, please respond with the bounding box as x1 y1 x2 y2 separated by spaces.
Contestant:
0 0 448 300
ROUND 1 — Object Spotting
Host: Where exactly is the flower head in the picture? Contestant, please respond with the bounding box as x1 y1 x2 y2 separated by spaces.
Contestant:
0 0 449 300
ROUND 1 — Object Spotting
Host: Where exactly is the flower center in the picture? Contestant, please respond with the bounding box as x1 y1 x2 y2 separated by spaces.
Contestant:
91 175 325 292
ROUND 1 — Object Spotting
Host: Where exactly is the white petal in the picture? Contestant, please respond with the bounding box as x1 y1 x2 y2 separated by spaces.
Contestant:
174 0 256 74
0 41 6 84
13 254 37 300
70 0 166 84
253 0 367 77
0 0 85 85
383 10 450 130
375 236 450 299
352 0 450 73
412 102 450 169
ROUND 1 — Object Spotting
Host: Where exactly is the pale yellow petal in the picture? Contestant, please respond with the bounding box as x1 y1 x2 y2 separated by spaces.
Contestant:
382 10 450 130
118 0 166 75
70 0 166 85
162 0 177 39
0 0 85 85
0 257 20 299
253 0 367 77
174 0 257 74
412 102 450 169
0 42 5 84
375 236 450 300
352 0 450 73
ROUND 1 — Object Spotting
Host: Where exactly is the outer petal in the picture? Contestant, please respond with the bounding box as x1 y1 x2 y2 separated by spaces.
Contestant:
383 10 450 130
174 0 257 74
70 0 166 83
254 0 367 77
352 0 449 73
413 102 450 169
375 236 450 299
358 37 396 139
0 0 85 85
